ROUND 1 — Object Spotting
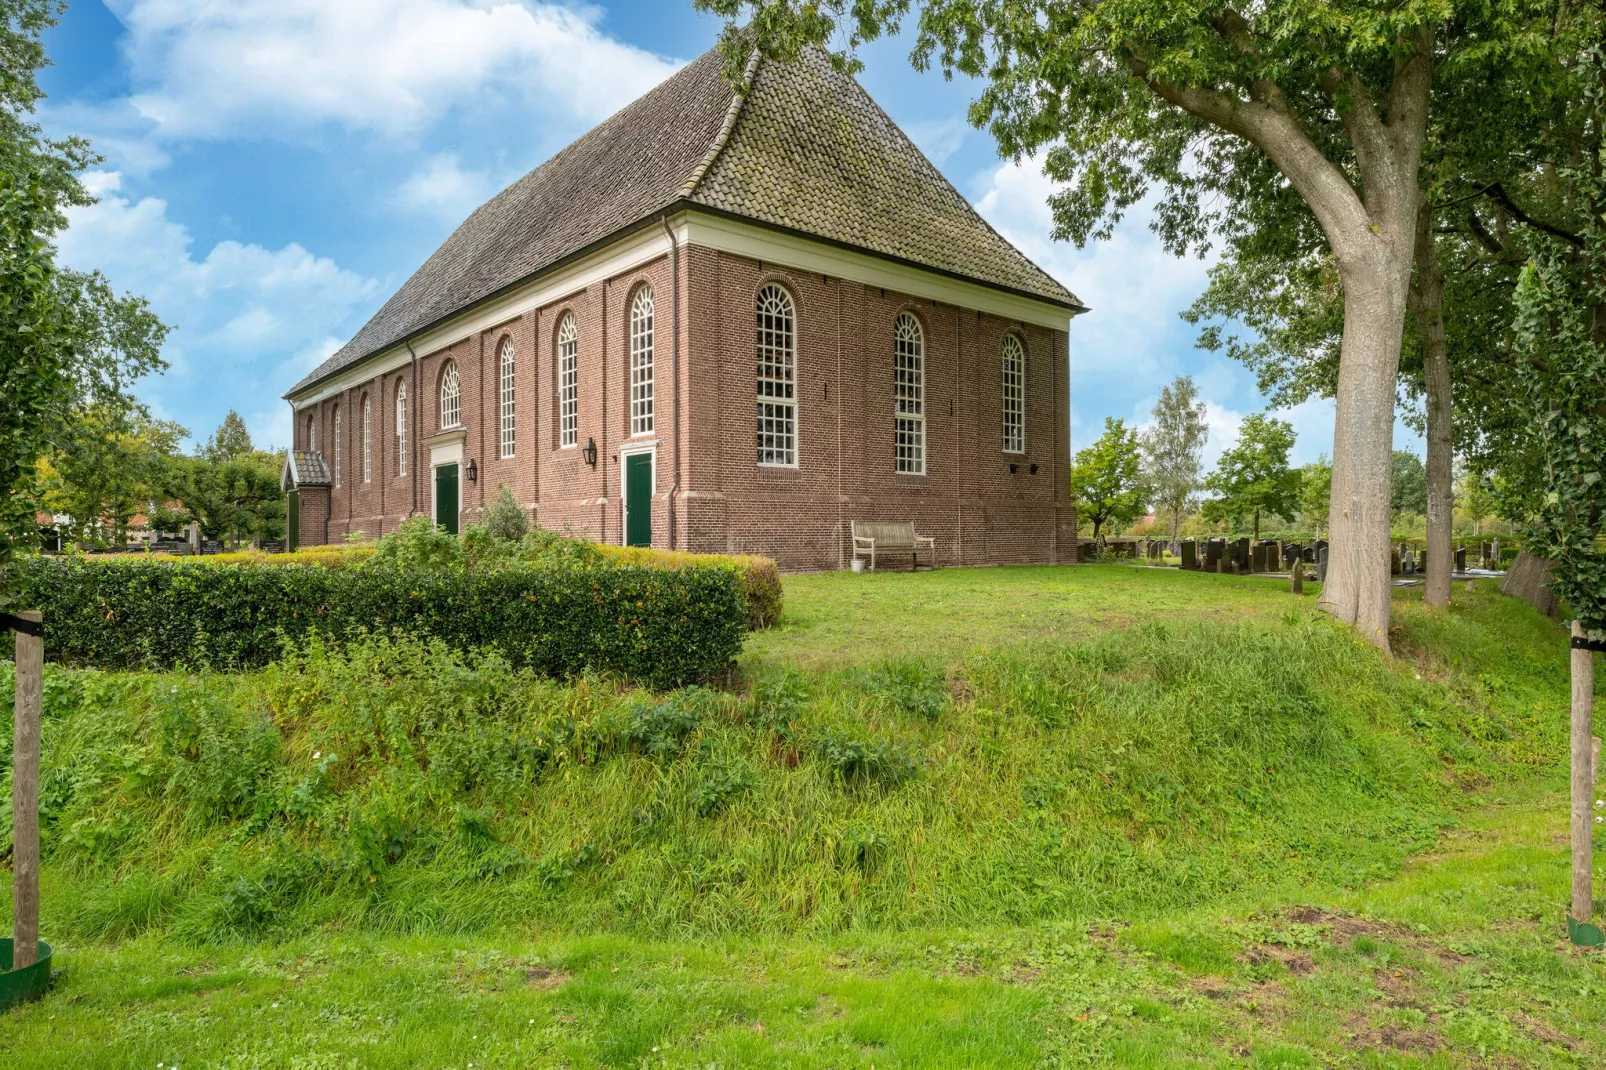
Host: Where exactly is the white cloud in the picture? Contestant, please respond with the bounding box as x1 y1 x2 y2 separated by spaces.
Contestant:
906 117 970 166
55 172 378 447
972 155 1216 399
105 0 682 140
392 153 501 220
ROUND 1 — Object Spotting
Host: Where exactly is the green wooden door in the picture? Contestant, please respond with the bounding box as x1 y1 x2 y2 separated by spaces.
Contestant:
625 454 652 547
435 464 459 534
286 490 300 552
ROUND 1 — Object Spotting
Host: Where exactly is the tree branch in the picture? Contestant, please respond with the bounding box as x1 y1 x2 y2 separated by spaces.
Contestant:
1484 182 1585 247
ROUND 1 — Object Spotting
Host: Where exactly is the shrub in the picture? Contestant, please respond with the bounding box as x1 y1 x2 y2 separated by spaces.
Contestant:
810 728 920 791
13 555 744 687
482 482 530 542
595 545 783 629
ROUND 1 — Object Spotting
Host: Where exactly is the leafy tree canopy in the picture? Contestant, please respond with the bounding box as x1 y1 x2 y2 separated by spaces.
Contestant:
1070 417 1148 541
1202 413 1299 540
1390 451 1427 518
1141 375 1209 543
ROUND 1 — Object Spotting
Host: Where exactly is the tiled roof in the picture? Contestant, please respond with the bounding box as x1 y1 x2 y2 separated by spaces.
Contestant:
288 44 1081 398
285 450 331 488
688 49 1077 308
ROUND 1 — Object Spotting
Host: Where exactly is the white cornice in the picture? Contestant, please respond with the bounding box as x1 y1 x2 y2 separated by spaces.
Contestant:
288 208 1077 408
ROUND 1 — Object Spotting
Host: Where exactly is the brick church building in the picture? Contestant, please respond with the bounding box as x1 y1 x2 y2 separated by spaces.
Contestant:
281 46 1085 571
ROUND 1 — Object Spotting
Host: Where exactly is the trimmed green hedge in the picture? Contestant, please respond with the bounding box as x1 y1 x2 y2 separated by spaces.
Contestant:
13 556 744 687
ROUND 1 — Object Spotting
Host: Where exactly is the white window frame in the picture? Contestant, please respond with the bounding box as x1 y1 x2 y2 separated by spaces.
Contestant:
498 337 516 458
440 361 461 430
361 394 372 483
557 313 578 448
332 405 342 489
1002 334 1026 454
629 286 654 437
395 382 408 477
893 312 925 475
755 283 797 467
309 415 318 455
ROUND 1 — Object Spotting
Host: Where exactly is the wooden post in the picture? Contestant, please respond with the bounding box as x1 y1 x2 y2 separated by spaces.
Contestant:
11 610 42 970
1572 621 1595 923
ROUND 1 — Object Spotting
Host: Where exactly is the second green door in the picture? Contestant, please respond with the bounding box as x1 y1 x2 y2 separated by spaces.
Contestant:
625 454 652 547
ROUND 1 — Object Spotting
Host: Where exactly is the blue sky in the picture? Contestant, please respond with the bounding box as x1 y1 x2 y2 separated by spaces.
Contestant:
38 0 1422 470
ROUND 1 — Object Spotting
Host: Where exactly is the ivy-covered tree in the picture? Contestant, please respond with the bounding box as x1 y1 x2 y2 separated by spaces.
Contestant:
1070 417 1148 542
1202 414 1300 541
698 1 1560 650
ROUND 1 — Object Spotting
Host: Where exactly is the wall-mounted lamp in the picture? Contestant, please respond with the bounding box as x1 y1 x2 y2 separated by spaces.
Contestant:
583 437 598 468
465 458 478 483
1009 463 1019 474
1029 463 1039 475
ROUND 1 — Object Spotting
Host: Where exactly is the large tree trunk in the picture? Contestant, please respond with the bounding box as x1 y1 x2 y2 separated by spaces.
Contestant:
1413 200 1454 609
1318 242 1414 648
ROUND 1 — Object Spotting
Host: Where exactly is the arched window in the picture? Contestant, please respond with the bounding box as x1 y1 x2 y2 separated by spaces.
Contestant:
361 394 372 483
755 283 796 466
395 381 408 476
629 287 654 436
893 312 924 474
557 313 578 447
1001 335 1026 454
308 415 318 455
498 337 516 458
332 404 342 489
440 361 461 429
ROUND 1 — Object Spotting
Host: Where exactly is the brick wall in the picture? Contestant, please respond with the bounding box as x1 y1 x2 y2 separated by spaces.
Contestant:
292 242 1075 569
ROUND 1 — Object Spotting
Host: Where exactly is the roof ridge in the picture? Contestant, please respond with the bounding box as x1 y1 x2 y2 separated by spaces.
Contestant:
838 65 1080 307
679 45 762 201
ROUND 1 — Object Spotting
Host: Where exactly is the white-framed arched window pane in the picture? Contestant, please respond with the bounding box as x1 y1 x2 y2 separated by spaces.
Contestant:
332 405 342 489
894 312 924 474
395 382 408 476
309 415 318 455
498 337 516 458
1001 335 1026 454
557 313 578 447
755 283 796 466
362 395 372 483
440 361 461 429
630 287 654 436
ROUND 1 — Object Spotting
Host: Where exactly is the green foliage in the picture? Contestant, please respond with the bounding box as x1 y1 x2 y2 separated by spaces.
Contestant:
1202 414 1300 540
0 2 169 600
482 482 530 542
1140 376 1209 541
39 405 185 546
597 544 784 630
1298 457 1333 537
14 578 1575 944
12 554 745 686
1070 417 1148 540
1391 450 1428 518
200 409 254 463
169 449 285 545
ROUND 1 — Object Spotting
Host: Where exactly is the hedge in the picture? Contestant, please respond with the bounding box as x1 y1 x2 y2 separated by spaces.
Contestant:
593 545 783 629
12 556 745 688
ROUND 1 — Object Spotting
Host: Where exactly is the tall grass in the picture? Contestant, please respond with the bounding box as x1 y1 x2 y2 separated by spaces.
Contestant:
3 588 1570 944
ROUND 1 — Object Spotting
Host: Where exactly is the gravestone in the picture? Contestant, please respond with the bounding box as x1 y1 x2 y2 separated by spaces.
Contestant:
200 540 223 555
1180 540 1198 570
1455 546 1467 571
1391 546 1402 576
1233 538 1251 573
260 540 286 554
1291 559 1304 594
1316 545 1329 583
1204 539 1223 573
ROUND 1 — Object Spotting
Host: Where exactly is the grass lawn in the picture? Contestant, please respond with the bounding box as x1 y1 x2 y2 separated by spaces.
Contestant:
743 564 1305 671
4 564 1602 1067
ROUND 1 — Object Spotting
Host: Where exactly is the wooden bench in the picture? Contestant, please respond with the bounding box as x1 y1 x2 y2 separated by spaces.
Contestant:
852 520 936 571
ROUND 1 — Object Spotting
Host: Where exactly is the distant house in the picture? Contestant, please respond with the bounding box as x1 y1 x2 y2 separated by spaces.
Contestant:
281 46 1086 569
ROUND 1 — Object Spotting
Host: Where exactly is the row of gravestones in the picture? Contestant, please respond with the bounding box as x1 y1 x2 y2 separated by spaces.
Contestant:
1175 538 1331 581
1393 540 1502 576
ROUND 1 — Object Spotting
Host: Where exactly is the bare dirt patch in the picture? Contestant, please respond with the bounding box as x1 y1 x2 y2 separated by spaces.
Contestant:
523 964 572 991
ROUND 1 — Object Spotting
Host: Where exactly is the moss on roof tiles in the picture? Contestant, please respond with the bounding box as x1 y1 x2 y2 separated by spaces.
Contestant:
289 45 1079 398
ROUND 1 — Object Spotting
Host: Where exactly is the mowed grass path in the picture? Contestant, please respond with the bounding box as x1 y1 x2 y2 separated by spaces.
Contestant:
744 563 1306 670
